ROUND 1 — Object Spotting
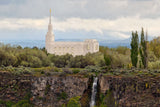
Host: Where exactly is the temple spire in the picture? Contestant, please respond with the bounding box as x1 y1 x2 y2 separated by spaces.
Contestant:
49 8 51 24
48 8 53 33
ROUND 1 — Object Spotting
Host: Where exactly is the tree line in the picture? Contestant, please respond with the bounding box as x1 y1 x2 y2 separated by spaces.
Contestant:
0 32 160 69
0 43 105 68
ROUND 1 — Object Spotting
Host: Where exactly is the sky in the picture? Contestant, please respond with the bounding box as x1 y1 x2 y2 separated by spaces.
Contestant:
0 0 160 43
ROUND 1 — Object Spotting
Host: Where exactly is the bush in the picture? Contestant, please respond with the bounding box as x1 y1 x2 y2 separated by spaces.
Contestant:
0 100 14 107
0 66 32 75
148 60 160 69
85 65 101 72
58 92 68 100
12 100 32 107
72 69 80 74
67 96 81 107
62 68 73 74
30 56 42 68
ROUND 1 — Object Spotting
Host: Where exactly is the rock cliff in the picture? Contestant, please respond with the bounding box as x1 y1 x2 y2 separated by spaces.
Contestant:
1 71 160 107
31 76 89 106
0 71 89 107
99 75 160 107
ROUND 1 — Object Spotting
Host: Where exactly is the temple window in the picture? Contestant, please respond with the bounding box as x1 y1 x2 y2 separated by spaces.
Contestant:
87 44 90 50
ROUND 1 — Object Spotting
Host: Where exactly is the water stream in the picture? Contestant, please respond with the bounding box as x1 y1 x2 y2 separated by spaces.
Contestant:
90 77 98 107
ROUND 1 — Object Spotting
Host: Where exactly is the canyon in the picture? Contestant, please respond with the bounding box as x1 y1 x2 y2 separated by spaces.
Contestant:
0 71 160 107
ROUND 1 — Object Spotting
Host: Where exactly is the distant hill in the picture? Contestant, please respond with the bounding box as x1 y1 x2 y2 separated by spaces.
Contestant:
0 38 131 48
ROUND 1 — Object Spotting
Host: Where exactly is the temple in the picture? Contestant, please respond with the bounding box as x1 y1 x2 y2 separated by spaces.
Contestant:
45 10 99 56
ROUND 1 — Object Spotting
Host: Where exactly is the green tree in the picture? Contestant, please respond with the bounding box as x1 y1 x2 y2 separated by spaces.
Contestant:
139 28 148 68
104 53 111 66
130 31 139 67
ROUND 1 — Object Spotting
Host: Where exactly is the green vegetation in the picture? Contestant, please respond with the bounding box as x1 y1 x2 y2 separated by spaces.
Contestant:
0 100 14 107
1 36 160 107
0 92 33 107
0 43 105 68
99 90 117 107
0 66 32 74
45 84 51 95
0 31 160 71
67 96 81 107
130 28 149 68
12 100 32 107
100 46 131 68
139 28 148 68
131 31 139 67
0 43 134 71
58 92 68 100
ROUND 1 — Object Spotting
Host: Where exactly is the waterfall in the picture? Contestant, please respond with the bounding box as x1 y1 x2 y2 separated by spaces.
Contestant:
90 77 98 107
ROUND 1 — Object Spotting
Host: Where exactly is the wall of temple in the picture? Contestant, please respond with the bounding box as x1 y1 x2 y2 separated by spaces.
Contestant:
46 40 99 56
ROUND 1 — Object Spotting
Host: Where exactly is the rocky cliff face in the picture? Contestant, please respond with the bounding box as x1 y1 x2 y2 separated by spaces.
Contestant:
99 75 160 107
0 71 90 107
31 76 89 107
0 71 32 102
1 71 160 107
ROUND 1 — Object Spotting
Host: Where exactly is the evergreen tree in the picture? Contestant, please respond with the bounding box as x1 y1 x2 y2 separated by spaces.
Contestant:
131 31 139 67
139 28 148 68
144 31 148 68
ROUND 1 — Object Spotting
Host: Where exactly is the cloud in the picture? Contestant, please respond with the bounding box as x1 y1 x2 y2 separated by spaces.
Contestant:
0 16 160 40
0 0 160 19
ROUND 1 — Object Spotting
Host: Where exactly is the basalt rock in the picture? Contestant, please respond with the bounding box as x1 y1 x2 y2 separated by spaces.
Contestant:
31 76 89 107
0 71 89 107
99 75 160 107
1 71 160 107
0 71 32 102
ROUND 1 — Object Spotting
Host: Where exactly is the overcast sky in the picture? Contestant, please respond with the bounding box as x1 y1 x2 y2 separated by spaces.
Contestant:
0 0 160 41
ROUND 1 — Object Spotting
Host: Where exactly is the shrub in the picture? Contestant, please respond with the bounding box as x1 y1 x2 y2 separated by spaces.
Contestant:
72 69 80 74
148 60 160 69
58 92 68 100
67 96 81 107
0 100 14 107
85 65 101 72
12 100 33 107
0 66 32 75
62 68 73 74
45 84 51 95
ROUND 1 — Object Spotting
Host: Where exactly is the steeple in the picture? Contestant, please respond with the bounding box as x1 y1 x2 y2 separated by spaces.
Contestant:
45 9 55 53
48 8 53 32
49 8 51 24
46 9 55 44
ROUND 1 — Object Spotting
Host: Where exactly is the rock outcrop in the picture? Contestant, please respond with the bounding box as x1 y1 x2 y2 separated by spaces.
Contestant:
1 71 160 107
0 71 32 102
99 75 160 107
31 76 89 107
0 71 89 107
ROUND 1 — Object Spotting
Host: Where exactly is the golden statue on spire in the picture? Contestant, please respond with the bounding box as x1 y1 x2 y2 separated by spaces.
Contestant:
50 8 51 14
49 8 51 24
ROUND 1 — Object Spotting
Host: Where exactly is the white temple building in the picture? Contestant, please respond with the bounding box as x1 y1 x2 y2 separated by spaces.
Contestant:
45 10 99 56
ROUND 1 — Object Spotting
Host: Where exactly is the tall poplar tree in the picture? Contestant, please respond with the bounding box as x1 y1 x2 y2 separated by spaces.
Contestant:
139 28 148 68
131 31 139 67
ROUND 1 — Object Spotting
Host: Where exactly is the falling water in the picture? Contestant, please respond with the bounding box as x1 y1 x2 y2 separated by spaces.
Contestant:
90 77 98 107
